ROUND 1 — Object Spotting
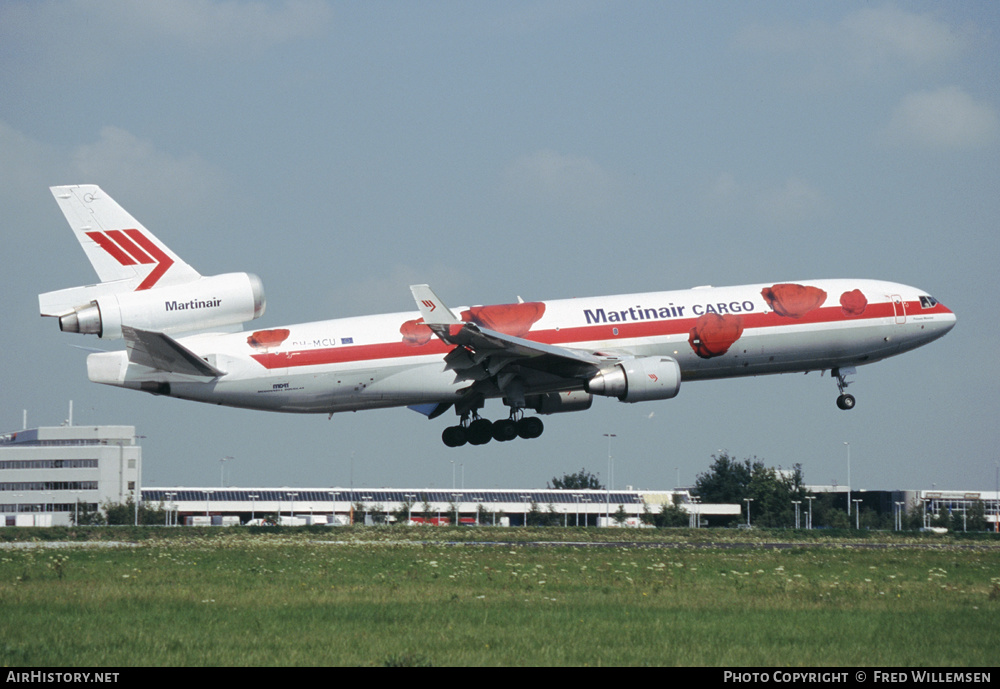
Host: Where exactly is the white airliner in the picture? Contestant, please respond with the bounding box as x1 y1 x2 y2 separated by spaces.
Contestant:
39 185 956 447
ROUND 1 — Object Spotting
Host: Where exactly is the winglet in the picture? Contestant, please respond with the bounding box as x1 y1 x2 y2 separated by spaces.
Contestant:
409 284 461 326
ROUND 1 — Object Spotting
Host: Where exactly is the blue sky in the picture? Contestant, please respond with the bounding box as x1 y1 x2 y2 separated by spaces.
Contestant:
2 1 997 494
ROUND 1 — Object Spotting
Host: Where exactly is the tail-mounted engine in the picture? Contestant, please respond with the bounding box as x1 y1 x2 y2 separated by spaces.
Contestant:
42 272 266 339
585 356 681 402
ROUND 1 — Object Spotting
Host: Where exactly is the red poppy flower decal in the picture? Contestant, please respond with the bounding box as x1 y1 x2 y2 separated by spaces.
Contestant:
400 301 546 345
839 289 867 316
688 313 744 359
247 328 290 350
761 283 827 319
400 318 433 346
461 302 546 337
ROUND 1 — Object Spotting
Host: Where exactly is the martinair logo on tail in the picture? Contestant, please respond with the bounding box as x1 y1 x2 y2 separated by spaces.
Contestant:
86 229 174 290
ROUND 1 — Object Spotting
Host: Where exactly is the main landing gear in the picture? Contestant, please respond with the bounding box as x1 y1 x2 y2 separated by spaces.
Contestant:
441 412 544 448
833 367 856 411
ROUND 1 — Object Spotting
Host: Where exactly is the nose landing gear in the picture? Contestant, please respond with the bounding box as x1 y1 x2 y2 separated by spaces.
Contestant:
833 367 856 410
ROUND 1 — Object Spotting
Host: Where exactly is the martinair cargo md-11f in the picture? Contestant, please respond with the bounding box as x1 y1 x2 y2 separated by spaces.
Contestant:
39 185 956 447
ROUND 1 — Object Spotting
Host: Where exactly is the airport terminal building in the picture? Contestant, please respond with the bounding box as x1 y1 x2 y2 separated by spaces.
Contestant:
2 422 998 529
140 486 738 527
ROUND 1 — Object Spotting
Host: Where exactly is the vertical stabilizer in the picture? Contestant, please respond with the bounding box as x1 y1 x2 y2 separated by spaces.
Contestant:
50 185 200 289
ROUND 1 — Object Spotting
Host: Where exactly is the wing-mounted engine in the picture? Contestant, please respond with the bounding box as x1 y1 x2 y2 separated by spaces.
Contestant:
585 356 681 402
40 272 266 339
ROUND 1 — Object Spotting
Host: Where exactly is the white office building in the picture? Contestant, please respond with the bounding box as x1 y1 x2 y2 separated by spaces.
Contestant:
0 424 141 526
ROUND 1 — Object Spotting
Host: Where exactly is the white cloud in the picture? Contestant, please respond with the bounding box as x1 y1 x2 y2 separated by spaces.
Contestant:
0 121 228 241
0 121 60 197
757 177 826 225
736 5 967 86
841 6 966 70
0 0 333 76
502 149 618 211
707 173 826 227
887 86 1000 150
69 126 227 203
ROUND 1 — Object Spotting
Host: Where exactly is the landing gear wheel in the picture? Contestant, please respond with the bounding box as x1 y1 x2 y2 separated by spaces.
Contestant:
492 419 518 442
831 367 858 410
467 418 494 445
516 416 544 439
442 425 467 447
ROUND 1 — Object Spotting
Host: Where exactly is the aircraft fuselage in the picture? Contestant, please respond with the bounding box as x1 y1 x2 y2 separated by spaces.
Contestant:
88 278 955 414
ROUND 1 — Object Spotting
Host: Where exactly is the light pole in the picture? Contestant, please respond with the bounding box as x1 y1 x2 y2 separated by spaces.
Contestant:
405 493 415 525
792 500 801 529
806 495 815 530
603 433 616 523
521 494 530 527
744 498 753 528
165 492 176 526
844 442 851 517
328 491 339 525
220 456 232 487
203 489 214 518
471 496 482 526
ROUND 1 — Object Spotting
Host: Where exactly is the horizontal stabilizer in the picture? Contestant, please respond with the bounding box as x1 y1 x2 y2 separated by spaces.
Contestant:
39 280 134 318
122 326 225 378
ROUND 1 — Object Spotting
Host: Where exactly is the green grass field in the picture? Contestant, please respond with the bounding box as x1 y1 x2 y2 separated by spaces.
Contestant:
1 527 997 666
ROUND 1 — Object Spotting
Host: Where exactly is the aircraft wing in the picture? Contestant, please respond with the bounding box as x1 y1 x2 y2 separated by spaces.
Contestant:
122 326 225 378
410 284 606 382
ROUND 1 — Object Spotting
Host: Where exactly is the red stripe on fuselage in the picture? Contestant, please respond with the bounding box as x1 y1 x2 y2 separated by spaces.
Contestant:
249 300 949 371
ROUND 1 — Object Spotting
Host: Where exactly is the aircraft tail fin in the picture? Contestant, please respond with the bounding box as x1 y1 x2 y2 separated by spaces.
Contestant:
41 185 265 340
49 185 200 290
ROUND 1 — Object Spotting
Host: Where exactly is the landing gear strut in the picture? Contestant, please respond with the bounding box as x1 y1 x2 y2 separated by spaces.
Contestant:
833 367 856 410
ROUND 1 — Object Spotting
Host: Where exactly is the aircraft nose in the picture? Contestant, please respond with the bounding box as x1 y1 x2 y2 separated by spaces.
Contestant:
939 301 956 321
943 309 957 331
931 302 957 337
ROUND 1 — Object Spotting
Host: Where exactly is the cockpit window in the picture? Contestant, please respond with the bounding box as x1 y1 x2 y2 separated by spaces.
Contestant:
919 296 938 309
